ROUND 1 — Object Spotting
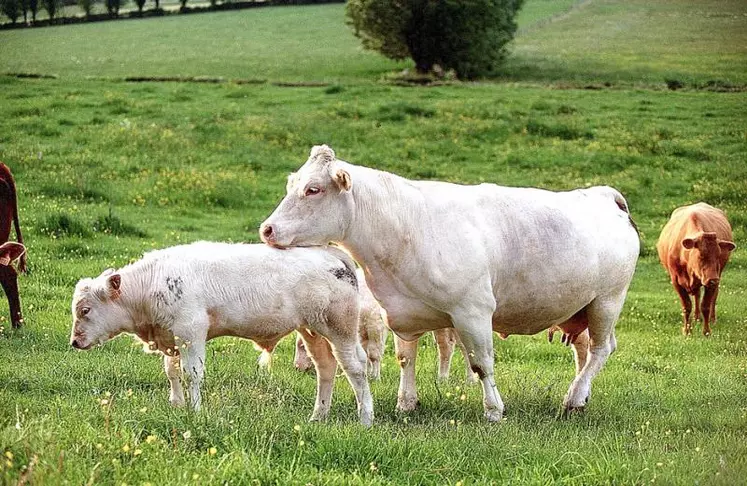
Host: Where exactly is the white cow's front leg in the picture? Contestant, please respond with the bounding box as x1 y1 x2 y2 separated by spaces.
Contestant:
394 336 419 412
180 339 206 411
452 308 504 422
163 355 185 407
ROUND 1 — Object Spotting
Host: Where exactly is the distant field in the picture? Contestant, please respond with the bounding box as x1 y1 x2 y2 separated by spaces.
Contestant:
1 0 746 484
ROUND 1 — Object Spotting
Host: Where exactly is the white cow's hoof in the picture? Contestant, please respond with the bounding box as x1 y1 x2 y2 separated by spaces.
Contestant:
396 395 419 412
309 411 329 422
484 407 504 422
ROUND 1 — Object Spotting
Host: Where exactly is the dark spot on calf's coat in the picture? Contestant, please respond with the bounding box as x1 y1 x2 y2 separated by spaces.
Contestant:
330 266 357 289
166 276 184 300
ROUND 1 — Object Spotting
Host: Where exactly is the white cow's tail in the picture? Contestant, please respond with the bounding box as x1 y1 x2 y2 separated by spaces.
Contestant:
595 186 638 235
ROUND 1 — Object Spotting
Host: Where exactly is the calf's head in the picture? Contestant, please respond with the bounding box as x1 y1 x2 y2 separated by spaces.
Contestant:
70 269 128 350
682 232 735 286
260 145 353 248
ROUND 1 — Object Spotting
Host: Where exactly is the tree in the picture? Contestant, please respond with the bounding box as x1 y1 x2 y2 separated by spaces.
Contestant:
41 0 59 21
104 0 125 16
28 0 38 21
1 0 22 23
77 0 97 17
133 0 144 13
346 0 525 80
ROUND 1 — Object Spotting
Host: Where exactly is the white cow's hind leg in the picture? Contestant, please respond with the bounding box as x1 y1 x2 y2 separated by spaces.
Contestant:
395 336 419 412
297 329 336 422
163 355 185 407
563 295 624 412
452 308 504 422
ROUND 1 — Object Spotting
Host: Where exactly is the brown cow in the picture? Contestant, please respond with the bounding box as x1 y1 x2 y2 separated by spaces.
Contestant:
657 203 735 336
0 163 26 328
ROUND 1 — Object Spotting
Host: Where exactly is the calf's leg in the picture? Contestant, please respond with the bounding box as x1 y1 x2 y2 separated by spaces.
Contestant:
328 337 374 427
297 328 336 422
433 329 456 381
180 338 206 411
163 355 185 407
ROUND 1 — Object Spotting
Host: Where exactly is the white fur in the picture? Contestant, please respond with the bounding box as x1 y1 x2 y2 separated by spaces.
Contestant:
70 241 373 426
261 145 639 420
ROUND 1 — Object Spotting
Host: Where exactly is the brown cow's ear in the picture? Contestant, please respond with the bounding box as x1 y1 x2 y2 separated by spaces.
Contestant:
333 168 352 192
0 242 25 266
719 241 736 252
682 238 696 249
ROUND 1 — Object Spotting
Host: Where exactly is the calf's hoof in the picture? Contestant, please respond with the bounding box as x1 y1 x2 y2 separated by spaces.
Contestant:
559 405 585 419
359 412 374 428
169 398 186 408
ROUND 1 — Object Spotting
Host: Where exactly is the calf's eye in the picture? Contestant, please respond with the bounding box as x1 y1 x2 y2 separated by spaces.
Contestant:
81 307 91 317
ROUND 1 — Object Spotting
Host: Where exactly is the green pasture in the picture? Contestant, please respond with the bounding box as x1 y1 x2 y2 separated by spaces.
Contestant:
1 0 746 484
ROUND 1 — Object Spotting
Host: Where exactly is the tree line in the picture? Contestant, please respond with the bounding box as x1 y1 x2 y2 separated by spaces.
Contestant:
0 0 340 25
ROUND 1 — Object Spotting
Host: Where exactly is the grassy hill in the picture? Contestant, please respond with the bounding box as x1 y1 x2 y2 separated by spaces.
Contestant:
0 0 746 484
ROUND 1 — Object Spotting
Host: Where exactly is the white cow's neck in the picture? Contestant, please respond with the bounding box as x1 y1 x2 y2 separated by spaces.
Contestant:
336 163 424 273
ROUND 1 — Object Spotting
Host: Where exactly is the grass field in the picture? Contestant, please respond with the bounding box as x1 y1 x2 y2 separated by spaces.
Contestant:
1 0 746 484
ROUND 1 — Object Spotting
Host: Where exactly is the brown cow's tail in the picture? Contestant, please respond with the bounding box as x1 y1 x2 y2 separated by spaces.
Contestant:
2 164 25 272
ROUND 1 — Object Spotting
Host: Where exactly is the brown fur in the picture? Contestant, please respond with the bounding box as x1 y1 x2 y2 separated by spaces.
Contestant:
0 163 25 327
657 203 735 336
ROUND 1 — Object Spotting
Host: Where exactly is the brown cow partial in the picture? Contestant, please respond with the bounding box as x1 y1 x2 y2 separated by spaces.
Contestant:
657 203 735 336
0 163 26 328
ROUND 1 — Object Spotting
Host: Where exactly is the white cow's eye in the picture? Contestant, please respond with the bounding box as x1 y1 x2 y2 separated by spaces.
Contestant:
80 307 91 317
305 187 321 196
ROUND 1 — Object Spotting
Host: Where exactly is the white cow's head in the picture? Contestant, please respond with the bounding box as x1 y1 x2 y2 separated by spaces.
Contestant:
260 145 353 248
70 269 128 350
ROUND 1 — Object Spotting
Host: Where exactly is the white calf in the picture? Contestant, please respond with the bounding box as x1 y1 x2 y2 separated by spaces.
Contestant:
292 268 388 379
70 241 373 426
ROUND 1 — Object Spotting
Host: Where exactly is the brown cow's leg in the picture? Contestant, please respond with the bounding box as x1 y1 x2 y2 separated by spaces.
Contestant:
674 284 692 336
710 286 719 325
693 285 702 323
701 285 718 337
0 265 22 328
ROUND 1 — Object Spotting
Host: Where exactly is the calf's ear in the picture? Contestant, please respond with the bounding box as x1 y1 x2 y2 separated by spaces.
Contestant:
682 237 696 249
0 242 26 266
107 274 122 291
719 241 736 252
333 168 352 192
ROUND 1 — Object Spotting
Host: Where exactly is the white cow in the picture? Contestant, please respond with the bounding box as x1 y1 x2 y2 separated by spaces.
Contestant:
260 145 639 421
69 241 373 426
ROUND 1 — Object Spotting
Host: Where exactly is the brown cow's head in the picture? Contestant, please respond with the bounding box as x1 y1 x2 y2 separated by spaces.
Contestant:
70 269 128 350
682 232 736 286
260 145 354 248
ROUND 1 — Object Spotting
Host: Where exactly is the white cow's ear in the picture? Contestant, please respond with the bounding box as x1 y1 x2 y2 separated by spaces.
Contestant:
107 274 122 291
333 168 352 192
